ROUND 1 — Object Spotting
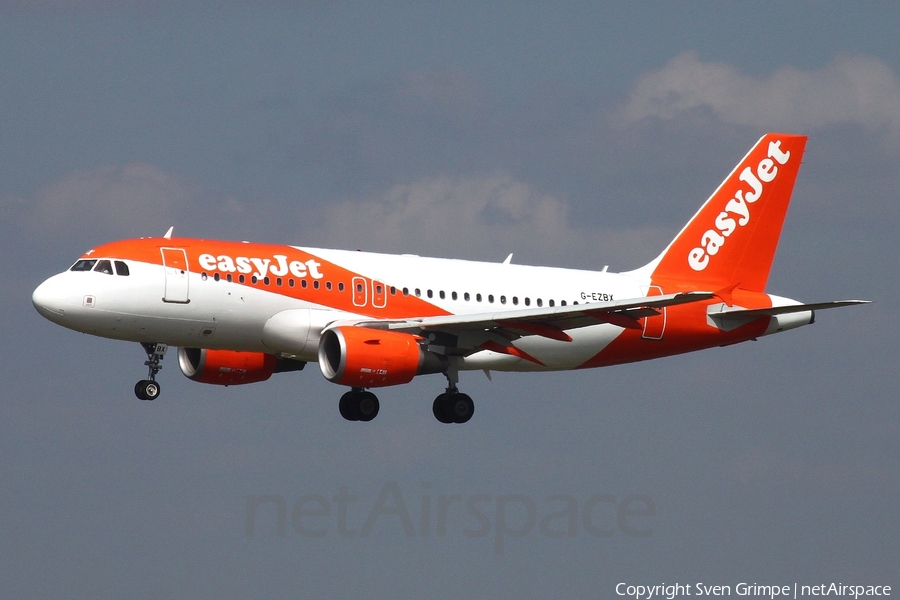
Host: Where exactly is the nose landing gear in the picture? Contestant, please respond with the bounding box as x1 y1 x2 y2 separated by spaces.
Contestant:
135 342 167 400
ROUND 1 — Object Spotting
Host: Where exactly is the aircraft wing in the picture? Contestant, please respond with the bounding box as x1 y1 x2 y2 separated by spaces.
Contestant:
351 291 715 350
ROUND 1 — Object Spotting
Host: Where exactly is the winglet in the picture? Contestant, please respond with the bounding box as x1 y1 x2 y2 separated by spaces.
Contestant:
163 226 174 240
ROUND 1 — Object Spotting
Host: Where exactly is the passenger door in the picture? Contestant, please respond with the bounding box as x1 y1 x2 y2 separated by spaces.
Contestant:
161 248 190 303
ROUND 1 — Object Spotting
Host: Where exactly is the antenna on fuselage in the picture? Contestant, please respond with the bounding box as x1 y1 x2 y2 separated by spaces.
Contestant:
503 253 513 265
163 226 174 240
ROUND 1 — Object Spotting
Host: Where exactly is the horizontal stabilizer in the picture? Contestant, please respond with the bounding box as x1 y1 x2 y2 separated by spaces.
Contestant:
709 300 871 320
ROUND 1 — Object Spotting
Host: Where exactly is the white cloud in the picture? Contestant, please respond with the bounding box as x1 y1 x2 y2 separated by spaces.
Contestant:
618 52 900 131
306 173 666 270
10 163 671 272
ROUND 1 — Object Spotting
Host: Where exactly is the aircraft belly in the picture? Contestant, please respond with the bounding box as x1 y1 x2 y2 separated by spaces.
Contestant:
461 324 623 372
517 324 623 369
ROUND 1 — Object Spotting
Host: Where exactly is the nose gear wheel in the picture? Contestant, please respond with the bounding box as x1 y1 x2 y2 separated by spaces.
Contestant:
134 343 167 400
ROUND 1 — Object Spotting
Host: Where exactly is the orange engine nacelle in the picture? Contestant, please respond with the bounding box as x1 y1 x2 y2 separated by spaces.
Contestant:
178 348 305 386
317 327 446 388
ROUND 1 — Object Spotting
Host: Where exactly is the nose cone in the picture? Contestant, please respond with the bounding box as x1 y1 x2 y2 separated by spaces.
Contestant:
33 274 69 323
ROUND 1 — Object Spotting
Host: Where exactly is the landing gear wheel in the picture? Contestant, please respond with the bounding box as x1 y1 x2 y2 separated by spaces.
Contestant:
339 390 380 422
339 391 359 421
356 391 379 422
448 393 474 423
433 392 474 424
134 379 160 401
432 393 454 424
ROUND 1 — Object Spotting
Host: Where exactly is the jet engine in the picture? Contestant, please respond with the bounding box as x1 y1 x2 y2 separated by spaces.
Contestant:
318 327 446 387
178 347 305 386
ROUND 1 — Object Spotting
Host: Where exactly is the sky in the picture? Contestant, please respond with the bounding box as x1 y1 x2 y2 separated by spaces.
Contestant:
1 3 898 599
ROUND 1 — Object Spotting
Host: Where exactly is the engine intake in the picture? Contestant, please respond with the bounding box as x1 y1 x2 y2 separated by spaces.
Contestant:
318 327 446 387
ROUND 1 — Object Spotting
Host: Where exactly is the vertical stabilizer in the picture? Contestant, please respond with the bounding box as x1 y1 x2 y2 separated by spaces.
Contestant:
633 133 807 292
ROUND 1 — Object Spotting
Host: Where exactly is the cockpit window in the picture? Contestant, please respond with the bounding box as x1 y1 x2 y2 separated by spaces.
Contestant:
70 259 97 272
114 260 130 276
94 259 113 275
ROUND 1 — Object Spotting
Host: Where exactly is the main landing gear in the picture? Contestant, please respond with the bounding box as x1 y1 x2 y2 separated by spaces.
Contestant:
135 342 167 401
432 390 474 424
432 359 473 424
336 363 475 424
339 388 380 422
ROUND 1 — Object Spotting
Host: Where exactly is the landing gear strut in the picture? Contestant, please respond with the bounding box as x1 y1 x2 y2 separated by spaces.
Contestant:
432 359 474 424
339 388 380 422
135 342 167 401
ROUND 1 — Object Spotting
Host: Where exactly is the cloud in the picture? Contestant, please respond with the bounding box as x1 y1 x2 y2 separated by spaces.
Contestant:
305 172 666 269
21 163 191 237
618 52 900 131
5 162 260 247
8 162 671 272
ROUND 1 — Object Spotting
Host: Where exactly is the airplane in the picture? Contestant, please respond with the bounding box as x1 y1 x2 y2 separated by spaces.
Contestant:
32 133 867 424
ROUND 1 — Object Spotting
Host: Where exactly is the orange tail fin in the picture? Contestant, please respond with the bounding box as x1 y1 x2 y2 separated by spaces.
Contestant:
638 133 808 292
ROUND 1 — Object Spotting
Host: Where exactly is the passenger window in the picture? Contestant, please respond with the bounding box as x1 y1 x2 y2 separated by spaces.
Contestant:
114 261 130 276
70 259 97 272
94 260 113 275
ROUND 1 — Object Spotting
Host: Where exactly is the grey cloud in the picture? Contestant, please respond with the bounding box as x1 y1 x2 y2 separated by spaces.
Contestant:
618 52 900 132
21 163 190 237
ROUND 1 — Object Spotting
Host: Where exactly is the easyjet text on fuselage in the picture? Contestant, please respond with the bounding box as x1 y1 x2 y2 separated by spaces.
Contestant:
198 253 324 280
